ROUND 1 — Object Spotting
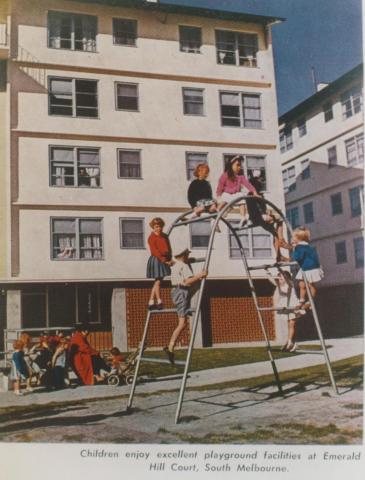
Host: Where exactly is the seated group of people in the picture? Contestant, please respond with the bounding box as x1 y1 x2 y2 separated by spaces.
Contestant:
10 327 122 394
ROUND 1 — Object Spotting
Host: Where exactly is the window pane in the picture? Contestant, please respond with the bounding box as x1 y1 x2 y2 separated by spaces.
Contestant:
49 78 73 115
116 83 138 110
50 147 75 186
216 30 236 65
220 92 240 126
79 219 102 234
183 88 204 115
119 150 141 178
121 219 144 248
229 224 249 258
247 156 266 190
53 219 75 234
179 26 202 53
331 193 343 215
354 237 364 268
303 202 314 223
186 152 208 180
335 241 347 264
191 221 211 248
301 158 310 179
328 146 337 167
349 186 363 217
113 18 137 45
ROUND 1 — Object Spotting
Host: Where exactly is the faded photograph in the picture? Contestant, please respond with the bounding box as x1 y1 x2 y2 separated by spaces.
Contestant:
0 0 363 448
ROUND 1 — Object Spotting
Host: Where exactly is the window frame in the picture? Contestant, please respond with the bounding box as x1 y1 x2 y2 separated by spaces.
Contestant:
119 217 145 250
223 153 267 192
190 220 212 249
327 145 338 168
349 185 364 218
341 85 363 120
185 151 208 181
280 128 293 153
47 11 97 53
228 224 273 259
335 241 347 264
51 217 104 260
215 29 259 67
48 76 99 118
117 148 142 179
303 201 314 224
182 87 205 116
354 237 364 268
323 101 333 122
115 82 139 112
345 133 364 167
297 118 307 137
282 165 296 193
179 25 202 53
112 17 138 47
330 192 343 216
301 158 310 180
287 206 300 229
219 90 262 129
49 145 101 188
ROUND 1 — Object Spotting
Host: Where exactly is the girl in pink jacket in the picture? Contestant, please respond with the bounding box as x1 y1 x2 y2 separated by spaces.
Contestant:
217 155 260 227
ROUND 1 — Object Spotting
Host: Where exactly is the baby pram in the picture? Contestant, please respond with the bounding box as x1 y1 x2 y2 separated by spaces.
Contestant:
106 348 140 386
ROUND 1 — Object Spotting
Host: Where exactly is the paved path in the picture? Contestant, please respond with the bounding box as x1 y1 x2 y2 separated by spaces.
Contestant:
0 337 362 409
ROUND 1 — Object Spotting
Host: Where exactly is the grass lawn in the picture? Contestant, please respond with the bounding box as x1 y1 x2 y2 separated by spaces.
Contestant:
135 344 322 379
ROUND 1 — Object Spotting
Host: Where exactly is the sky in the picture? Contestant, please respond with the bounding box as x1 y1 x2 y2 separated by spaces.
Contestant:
163 0 363 115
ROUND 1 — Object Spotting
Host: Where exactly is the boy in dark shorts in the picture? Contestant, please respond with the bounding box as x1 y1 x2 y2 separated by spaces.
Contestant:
164 248 207 364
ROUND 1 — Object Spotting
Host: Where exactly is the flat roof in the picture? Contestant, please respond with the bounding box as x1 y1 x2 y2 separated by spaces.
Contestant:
279 63 363 125
71 0 285 24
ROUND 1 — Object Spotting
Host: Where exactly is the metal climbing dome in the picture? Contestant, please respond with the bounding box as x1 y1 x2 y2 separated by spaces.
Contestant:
126 195 338 423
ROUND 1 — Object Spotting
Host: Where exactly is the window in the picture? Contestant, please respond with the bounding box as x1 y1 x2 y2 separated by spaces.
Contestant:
183 88 204 115
229 225 272 258
282 165 296 193
298 118 307 137
301 158 310 180
287 207 300 228
120 218 144 249
216 30 258 67
48 11 97 52
330 193 343 215
327 146 337 168
280 128 293 153
349 186 364 217
115 83 139 111
341 85 363 119
323 101 333 122
223 154 267 191
51 218 103 260
335 241 347 264
190 220 211 248
303 202 314 223
50 146 100 187
345 134 364 167
49 77 98 117
186 152 208 180
220 92 261 128
113 18 137 46
179 25 202 53
118 149 141 178
354 237 364 268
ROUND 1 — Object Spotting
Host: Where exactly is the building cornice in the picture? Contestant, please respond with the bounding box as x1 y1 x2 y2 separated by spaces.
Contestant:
14 60 272 89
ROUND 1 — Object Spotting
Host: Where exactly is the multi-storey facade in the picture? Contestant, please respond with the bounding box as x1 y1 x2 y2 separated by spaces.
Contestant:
0 0 286 351
279 64 364 337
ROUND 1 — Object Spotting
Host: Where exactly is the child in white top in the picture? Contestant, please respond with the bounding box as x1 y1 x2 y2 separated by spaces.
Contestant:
266 268 305 352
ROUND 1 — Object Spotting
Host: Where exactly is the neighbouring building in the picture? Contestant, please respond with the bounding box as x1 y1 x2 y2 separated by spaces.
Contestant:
279 64 364 338
0 0 286 352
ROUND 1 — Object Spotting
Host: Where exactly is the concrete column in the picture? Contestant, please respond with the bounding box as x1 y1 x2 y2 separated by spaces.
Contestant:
6 289 21 330
111 288 128 351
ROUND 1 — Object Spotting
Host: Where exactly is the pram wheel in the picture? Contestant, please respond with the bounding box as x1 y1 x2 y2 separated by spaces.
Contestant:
125 374 134 385
107 374 120 386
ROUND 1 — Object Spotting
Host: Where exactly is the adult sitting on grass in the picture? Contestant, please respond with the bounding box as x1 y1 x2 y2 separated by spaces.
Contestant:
69 326 110 385
164 248 207 365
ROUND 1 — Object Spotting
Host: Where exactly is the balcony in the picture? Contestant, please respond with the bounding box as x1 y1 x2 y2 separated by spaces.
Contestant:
0 23 9 58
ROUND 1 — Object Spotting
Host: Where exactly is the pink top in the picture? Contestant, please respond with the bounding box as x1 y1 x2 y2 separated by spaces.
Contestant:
216 172 257 196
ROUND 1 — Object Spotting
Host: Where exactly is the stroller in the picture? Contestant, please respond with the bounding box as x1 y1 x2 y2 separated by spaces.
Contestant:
106 348 140 386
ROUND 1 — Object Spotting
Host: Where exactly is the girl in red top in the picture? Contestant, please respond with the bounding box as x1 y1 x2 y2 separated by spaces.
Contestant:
146 217 172 310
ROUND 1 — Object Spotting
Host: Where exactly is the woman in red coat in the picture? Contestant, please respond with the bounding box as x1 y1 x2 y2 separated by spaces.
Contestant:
69 327 96 385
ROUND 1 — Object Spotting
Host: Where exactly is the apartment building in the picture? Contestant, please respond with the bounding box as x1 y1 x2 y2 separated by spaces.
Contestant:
279 64 364 338
0 0 285 351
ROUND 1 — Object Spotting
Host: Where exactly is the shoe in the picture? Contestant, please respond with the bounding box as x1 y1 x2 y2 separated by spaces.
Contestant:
156 302 164 310
238 215 249 229
14 390 23 396
163 346 175 365
288 342 297 353
280 343 289 352
295 308 306 317
148 304 157 311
